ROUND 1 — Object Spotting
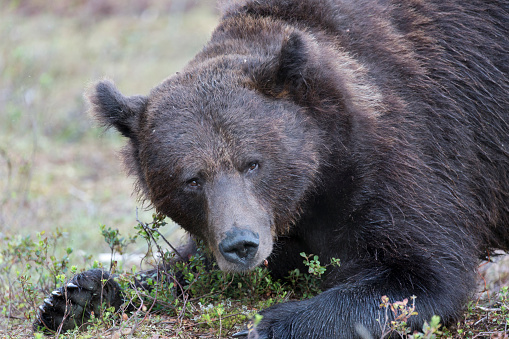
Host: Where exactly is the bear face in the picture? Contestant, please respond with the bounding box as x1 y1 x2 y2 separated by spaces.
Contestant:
88 29 386 273
90 56 324 271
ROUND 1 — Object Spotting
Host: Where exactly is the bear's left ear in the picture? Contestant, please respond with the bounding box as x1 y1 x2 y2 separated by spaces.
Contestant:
251 31 311 98
87 80 148 140
251 31 336 106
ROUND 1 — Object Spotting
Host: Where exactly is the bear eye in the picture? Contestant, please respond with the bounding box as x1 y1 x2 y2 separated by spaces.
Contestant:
247 162 259 173
186 178 201 189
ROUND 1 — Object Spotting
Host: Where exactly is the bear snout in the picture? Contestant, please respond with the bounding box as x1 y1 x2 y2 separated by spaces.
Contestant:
218 228 260 265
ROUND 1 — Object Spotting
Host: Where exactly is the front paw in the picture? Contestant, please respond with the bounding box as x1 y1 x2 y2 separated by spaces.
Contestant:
33 269 123 333
241 298 328 339
233 302 301 339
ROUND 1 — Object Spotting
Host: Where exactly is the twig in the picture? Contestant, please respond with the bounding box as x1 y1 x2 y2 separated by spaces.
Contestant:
477 306 501 312
473 332 508 339
473 316 488 326
136 211 184 261
0 314 25 321
132 285 158 334
125 286 147 334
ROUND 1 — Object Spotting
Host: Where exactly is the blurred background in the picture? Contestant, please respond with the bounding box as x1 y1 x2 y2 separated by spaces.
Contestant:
0 0 218 266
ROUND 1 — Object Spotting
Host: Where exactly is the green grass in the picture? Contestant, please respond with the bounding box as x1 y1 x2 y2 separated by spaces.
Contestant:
1 1 508 338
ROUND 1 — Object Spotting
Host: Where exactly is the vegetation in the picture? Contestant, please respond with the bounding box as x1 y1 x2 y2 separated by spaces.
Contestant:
2 214 509 338
0 1 508 338
2 213 341 338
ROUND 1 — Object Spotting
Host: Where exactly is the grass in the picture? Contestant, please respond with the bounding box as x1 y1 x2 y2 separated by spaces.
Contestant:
0 1 508 338
2 221 508 338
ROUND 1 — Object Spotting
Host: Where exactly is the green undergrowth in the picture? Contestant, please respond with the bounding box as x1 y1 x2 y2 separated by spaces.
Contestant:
2 214 508 338
0 214 340 338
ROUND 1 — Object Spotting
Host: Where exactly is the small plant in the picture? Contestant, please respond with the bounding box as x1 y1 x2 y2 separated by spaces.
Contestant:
500 286 509 314
378 295 418 338
0 229 75 325
377 295 446 339
408 315 442 339
100 224 137 271
493 286 509 333
286 252 340 299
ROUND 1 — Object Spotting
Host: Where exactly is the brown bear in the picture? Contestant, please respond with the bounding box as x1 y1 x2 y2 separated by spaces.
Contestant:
35 0 509 338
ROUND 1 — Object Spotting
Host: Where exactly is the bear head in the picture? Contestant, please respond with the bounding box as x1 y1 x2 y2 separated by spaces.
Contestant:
88 31 379 271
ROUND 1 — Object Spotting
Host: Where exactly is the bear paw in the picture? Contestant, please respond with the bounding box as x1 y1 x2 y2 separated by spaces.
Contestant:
33 269 124 333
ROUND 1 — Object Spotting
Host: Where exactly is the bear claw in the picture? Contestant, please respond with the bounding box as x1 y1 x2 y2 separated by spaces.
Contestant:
232 329 249 337
44 298 53 307
52 290 62 297
66 282 78 288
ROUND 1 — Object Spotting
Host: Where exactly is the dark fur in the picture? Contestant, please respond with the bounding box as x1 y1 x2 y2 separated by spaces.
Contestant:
36 0 508 337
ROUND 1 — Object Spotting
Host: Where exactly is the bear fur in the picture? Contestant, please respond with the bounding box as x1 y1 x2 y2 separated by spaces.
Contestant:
35 0 508 337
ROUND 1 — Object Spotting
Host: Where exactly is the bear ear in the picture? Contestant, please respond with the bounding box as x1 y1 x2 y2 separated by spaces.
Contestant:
252 31 314 99
87 80 148 139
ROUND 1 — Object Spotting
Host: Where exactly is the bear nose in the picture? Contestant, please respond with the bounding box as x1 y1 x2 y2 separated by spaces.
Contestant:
219 228 259 264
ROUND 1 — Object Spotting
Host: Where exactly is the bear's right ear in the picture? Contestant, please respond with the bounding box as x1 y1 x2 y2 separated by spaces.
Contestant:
87 80 148 139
